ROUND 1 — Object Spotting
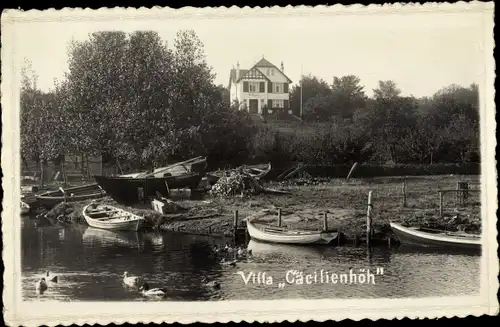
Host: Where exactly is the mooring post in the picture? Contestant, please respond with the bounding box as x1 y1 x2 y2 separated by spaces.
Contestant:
323 212 328 231
456 181 469 207
366 191 373 247
233 210 239 234
439 191 443 217
402 178 407 207
277 208 282 227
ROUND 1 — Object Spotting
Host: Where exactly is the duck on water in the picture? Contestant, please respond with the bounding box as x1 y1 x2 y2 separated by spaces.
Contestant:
35 278 48 294
139 282 167 297
45 270 58 283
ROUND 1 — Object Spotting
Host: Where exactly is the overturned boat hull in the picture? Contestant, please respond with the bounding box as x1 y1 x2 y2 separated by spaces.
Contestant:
94 173 202 205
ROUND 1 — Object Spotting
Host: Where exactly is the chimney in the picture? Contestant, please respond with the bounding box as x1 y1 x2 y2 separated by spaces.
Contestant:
236 61 240 80
281 61 284 72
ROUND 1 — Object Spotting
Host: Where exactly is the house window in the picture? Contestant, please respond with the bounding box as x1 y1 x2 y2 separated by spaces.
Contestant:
274 83 283 93
267 69 270 75
271 69 275 76
249 82 259 92
272 100 284 108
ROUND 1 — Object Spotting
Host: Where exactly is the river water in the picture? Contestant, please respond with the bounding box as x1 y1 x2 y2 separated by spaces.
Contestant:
22 217 481 301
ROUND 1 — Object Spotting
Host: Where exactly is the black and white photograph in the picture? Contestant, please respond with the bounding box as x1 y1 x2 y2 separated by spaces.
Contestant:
2 3 497 326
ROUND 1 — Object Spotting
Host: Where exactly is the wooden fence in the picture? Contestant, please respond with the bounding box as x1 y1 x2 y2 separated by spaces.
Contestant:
21 154 103 185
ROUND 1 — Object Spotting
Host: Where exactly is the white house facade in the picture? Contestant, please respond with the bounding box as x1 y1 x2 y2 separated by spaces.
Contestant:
228 57 293 115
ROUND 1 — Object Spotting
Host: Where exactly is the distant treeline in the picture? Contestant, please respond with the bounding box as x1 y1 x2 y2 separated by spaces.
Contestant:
21 30 479 175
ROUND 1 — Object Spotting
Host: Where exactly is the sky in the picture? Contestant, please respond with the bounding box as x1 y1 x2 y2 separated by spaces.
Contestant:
12 6 489 98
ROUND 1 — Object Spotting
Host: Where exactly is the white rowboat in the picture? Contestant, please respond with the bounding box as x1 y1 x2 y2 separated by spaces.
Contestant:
390 222 481 250
245 210 339 245
82 203 144 231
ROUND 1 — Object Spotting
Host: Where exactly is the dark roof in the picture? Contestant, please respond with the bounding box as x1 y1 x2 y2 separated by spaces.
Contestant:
229 57 293 84
254 58 275 67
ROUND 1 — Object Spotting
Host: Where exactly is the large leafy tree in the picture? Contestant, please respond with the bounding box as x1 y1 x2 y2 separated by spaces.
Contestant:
354 80 418 163
289 74 330 118
329 75 367 119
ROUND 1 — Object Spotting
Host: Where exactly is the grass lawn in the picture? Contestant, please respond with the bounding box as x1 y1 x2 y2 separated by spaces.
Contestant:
39 174 481 241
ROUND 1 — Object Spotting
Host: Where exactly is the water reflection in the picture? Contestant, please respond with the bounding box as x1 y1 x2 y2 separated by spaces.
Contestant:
22 217 480 301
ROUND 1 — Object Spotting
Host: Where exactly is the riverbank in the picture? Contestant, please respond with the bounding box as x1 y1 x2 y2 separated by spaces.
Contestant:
34 174 481 244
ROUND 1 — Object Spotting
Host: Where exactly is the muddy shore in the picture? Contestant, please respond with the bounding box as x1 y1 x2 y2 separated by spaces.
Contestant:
32 175 481 243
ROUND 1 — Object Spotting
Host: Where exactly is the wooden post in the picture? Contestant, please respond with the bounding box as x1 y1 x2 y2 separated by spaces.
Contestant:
86 155 91 181
277 208 282 227
39 159 44 188
233 210 239 237
439 191 443 217
366 191 373 247
456 181 469 207
116 158 124 175
401 178 407 207
61 155 68 187
463 182 469 206
346 162 358 181
323 212 328 231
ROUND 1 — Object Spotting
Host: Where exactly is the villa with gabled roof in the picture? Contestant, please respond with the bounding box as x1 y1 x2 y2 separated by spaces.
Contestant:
228 57 293 116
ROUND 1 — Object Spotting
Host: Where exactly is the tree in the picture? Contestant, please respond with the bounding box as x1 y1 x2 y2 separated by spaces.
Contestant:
289 74 331 118
354 81 417 163
330 75 367 118
373 80 401 100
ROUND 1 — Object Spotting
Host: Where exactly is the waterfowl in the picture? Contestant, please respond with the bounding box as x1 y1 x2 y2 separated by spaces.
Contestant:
139 282 167 297
237 247 245 256
220 258 237 267
35 278 48 294
45 270 58 283
224 244 233 253
202 277 221 289
123 271 140 287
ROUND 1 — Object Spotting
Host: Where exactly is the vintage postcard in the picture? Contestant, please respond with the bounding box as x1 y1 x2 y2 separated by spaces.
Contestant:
2 3 498 326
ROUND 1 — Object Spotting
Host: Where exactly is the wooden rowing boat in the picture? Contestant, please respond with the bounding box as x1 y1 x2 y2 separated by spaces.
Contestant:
82 203 144 231
389 222 481 250
207 162 271 185
36 183 107 208
94 173 202 205
137 156 208 178
245 210 339 245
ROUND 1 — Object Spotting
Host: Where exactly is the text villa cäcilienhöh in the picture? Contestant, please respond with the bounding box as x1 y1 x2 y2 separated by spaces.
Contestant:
238 268 385 286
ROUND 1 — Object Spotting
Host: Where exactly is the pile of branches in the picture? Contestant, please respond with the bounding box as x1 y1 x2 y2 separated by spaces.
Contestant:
209 171 264 197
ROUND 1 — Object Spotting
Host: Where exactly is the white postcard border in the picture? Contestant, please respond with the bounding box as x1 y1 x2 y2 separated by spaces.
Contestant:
2 3 498 326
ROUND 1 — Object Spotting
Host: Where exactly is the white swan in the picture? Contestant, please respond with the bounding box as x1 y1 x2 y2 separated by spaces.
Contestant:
123 271 140 287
